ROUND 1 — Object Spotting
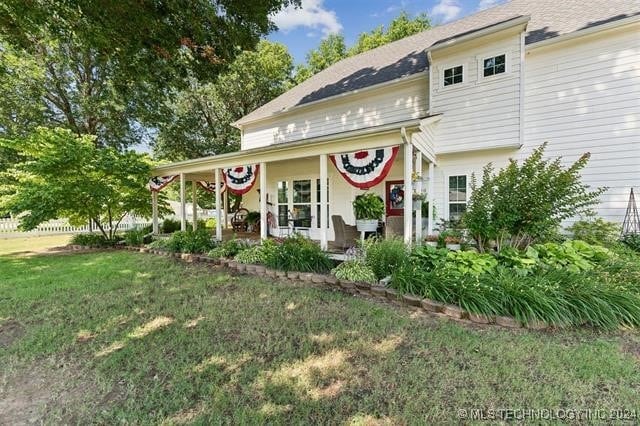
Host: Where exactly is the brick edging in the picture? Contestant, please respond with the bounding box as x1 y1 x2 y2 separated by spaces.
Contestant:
68 244 548 331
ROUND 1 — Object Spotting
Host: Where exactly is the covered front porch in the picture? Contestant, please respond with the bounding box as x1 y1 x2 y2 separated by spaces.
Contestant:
150 118 440 250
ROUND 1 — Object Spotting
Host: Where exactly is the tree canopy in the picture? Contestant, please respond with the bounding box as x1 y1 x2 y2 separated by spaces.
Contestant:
294 12 431 84
0 128 166 239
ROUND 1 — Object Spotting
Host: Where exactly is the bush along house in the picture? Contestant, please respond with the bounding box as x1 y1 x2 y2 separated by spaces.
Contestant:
150 0 640 250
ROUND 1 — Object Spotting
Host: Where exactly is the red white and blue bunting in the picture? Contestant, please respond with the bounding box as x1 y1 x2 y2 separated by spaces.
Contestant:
221 164 260 195
330 146 399 189
148 175 178 192
197 180 226 194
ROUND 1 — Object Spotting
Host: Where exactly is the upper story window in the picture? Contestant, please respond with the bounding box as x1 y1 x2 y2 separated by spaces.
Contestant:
443 65 463 86
483 54 506 77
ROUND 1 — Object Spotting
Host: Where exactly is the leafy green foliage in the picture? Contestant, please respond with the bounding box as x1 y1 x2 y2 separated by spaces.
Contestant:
264 234 332 273
207 238 252 259
444 250 498 276
160 219 181 234
0 128 165 240
535 240 612 273
71 233 119 248
332 260 377 284
364 237 408 279
353 193 385 221
622 234 640 252
294 12 431 84
464 143 605 250
154 41 294 160
568 218 620 246
164 229 215 253
124 228 151 247
234 240 277 265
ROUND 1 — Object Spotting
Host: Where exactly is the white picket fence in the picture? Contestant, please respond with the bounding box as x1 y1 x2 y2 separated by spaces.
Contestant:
0 216 153 238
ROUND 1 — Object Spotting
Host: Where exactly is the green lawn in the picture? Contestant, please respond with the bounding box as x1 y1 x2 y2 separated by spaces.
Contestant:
0 234 71 255
1 251 639 424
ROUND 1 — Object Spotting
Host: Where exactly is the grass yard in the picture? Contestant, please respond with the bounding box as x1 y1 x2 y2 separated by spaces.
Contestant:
1 250 639 424
0 235 71 256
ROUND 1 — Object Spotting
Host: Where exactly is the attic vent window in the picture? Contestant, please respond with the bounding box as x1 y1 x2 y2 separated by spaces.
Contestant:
483 54 506 77
443 65 463 86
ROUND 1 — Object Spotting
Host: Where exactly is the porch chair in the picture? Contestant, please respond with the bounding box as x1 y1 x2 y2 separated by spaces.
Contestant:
231 208 249 232
331 215 359 250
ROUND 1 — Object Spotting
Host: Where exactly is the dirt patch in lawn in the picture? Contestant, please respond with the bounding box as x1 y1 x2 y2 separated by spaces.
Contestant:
0 319 25 348
0 357 123 425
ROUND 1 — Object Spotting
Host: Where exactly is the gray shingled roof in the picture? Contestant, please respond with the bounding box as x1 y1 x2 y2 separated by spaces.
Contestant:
236 0 639 126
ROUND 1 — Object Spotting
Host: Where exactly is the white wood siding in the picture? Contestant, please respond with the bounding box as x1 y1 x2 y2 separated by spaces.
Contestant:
240 77 428 150
521 24 640 224
430 32 522 154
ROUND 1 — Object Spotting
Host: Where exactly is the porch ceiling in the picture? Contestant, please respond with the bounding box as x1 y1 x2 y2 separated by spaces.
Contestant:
152 118 423 177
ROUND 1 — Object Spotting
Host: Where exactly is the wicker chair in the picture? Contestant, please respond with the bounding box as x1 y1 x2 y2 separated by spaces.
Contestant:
231 208 249 232
331 215 359 250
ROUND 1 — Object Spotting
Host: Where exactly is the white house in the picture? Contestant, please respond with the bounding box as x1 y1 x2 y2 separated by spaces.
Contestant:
151 0 640 249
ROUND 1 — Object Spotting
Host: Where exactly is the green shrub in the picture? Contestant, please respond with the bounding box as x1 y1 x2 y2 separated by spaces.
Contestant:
265 234 332 273
234 240 277 264
124 227 150 247
165 229 215 253
70 233 114 247
353 193 385 220
205 218 217 229
332 260 377 284
208 238 252 259
464 143 605 251
568 218 619 246
364 237 408 279
147 238 171 250
444 250 498 276
534 240 612 272
411 245 448 270
622 234 640 252
160 218 181 234
495 246 538 275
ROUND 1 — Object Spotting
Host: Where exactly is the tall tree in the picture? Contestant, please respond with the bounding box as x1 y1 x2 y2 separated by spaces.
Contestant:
294 12 431 84
154 41 293 160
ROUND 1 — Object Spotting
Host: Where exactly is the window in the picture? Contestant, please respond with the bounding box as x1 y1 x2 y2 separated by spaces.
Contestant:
483 54 506 77
444 65 463 86
448 175 467 221
277 181 288 227
316 178 329 228
292 179 312 228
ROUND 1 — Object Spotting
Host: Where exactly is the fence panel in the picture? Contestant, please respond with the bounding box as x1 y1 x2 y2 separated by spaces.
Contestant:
0 217 152 238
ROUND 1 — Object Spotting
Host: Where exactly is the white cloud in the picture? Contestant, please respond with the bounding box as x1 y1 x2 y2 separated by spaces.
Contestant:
477 0 503 10
431 0 462 23
272 0 342 36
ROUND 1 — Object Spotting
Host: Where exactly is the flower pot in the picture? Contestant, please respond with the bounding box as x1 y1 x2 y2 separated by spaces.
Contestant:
425 241 438 248
356 219 378 232
446 243 461 251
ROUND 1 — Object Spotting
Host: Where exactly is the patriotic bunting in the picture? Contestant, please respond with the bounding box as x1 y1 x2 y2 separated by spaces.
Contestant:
197 180 226 194
148 175 178 192
222 165 260 195
330 147 399 189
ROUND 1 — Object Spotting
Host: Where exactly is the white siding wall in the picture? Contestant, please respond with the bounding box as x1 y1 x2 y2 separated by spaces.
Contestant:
241 77 428 150
430 31 522 154
521 25 640 224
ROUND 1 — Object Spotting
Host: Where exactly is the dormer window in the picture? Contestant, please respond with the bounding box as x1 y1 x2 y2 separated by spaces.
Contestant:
443 65 463 86
483 54 506 77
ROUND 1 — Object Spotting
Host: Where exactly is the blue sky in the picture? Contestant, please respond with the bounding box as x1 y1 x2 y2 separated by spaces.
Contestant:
268 0 506 64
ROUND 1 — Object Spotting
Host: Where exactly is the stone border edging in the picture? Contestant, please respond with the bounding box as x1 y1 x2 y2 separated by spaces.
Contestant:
68 244 549 331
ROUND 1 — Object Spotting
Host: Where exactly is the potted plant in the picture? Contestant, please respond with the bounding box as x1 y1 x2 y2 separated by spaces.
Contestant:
444 235 462 251
353 193 384 232
412 192 426 210
425 234 439 247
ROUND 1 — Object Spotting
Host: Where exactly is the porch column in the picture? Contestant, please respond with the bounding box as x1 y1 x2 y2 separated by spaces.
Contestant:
214 168 222 241
151 191 159 234
414 153 423 244
191 181 198 230
428 162 435 235
259 162 267 241
403 143 413 244
319 154 328 250
223 189 228 229
179 173 186 231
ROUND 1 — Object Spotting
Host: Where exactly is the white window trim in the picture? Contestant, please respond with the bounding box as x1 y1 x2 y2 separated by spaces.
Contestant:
446 174 469 221
439 62 467 92
476 51 510 83
276 175 328 230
